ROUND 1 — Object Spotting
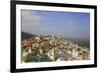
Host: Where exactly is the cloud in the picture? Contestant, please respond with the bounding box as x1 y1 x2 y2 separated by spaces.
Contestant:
21 10 42 32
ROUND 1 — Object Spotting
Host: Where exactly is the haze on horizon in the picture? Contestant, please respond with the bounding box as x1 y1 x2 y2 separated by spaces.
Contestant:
21 10 90 40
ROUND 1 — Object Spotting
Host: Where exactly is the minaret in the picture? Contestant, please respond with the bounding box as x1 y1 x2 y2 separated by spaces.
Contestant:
47 48 55 61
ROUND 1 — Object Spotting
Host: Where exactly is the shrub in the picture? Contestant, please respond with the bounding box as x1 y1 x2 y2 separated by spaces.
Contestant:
24 53 52 62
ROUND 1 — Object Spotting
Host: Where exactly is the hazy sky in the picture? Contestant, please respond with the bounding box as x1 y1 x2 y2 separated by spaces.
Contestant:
21 10 90 40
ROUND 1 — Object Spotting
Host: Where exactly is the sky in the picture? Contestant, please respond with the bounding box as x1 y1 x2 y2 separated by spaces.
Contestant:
21 10 90 40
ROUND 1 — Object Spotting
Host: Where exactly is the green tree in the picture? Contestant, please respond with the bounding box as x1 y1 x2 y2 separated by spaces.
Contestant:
24 53 52 62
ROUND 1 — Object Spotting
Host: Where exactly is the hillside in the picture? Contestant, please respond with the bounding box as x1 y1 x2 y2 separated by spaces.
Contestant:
21 31 36 40
21 35 90 63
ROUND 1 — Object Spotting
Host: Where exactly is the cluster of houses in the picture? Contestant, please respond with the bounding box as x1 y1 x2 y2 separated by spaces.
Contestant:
21 35 90 63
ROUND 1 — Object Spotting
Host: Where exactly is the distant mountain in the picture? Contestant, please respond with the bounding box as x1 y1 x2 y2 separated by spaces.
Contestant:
21 31 36 40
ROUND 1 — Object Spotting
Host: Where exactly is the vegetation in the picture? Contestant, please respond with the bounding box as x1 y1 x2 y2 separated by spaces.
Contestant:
64 38 90 48
24 52 52 62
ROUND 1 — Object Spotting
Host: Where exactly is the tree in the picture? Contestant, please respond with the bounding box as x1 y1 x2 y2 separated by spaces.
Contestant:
24 52 52 62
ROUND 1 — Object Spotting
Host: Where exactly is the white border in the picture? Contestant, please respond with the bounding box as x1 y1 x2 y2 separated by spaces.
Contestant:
16 4 94 69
